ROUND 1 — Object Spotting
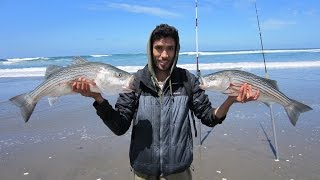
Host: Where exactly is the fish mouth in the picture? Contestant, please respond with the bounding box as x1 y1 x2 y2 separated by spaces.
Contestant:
122 75 135 93
198 77 208 90
198 84 208 90
198 76 204 84
122 86 134 93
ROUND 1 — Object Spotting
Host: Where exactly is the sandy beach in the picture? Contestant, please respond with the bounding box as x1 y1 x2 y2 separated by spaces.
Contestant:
0 68 319 180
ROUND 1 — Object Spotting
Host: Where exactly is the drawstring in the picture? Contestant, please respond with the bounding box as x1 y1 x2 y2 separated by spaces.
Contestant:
169 79 173 97
169 79 175 103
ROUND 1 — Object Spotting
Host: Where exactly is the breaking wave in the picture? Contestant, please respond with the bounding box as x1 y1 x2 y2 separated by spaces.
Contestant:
1 61 320 78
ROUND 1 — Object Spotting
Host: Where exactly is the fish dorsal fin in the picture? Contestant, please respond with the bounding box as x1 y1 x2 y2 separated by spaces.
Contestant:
265 78 279 90
72 56 89 65
45 65 64 79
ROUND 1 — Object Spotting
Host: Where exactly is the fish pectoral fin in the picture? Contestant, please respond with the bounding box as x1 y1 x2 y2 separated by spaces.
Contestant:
223 89 237 96
230 82 242 88
89 84 102 93
48 97 59 106
224 85 240 96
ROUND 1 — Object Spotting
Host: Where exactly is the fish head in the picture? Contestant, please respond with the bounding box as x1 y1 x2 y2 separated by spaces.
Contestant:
199 72 230 92
95 67 134 95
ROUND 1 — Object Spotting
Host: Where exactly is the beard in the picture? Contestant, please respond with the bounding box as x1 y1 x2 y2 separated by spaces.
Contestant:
152 58 174 72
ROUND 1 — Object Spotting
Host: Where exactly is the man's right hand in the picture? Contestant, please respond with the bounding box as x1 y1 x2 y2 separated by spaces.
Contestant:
72 77 104 104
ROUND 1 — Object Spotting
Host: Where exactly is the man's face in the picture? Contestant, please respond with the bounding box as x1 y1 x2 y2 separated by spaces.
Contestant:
152 37 176 72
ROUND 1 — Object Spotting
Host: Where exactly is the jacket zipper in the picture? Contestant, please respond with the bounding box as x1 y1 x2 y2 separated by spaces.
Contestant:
159 88 164 176
159 84 170 176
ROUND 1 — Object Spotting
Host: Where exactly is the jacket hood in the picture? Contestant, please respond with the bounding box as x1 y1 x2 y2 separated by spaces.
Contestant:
146 33 180 83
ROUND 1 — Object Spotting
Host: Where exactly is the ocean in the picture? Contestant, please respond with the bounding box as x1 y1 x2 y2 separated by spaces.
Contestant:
1 48 320 78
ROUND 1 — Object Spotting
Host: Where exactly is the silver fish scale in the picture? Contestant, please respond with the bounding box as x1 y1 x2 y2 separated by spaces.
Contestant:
227 70 292 105
29 63 108 99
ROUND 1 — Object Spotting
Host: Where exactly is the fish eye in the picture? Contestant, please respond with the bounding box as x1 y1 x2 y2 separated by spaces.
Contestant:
116 72 122 77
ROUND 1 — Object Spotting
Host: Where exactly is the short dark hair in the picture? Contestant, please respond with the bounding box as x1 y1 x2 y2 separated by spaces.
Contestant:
150 24 179 44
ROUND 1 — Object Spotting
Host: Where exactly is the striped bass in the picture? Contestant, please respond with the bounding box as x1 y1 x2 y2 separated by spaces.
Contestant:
199 70 312 126
9 57 134 122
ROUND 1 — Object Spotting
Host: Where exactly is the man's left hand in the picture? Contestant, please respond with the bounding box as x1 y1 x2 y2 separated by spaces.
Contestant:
229 83 260 103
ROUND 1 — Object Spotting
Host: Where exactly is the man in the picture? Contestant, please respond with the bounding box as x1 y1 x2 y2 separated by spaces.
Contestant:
72 24 259 179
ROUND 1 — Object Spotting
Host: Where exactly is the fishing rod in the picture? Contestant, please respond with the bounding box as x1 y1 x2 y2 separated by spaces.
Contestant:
195 0 202 146
195 0 200 78
254 2 269 78
254 1 279 161
195 0 203 179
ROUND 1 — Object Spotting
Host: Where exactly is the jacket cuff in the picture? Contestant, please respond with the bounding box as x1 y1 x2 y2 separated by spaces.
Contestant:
93 99 111 112
212 113 226 124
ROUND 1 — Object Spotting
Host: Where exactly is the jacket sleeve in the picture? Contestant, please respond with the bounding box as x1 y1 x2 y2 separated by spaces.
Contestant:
93 91 137 135
189 74 226 127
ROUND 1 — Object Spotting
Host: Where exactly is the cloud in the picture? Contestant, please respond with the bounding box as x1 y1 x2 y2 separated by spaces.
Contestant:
261 19 296 30
304 9 317 16
288 8 318 17
108 3 181 18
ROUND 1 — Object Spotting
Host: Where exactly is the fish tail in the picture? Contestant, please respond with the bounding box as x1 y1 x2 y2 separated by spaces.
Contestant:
9 93 36 123
285 99 312 126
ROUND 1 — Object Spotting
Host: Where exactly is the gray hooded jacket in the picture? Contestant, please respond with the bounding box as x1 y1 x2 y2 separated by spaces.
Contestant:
93 33 225 176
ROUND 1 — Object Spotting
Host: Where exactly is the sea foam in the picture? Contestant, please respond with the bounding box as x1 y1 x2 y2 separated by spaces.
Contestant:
1 61 320 78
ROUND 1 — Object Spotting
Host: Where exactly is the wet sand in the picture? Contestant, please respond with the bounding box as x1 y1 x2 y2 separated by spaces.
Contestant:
0 71 319 180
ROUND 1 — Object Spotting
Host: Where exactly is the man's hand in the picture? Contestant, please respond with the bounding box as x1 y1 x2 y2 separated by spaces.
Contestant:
214 83 260 119
227 83 260 103
72 77 104 103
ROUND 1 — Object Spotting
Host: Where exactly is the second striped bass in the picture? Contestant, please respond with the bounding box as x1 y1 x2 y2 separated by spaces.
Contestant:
199 70 312 126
